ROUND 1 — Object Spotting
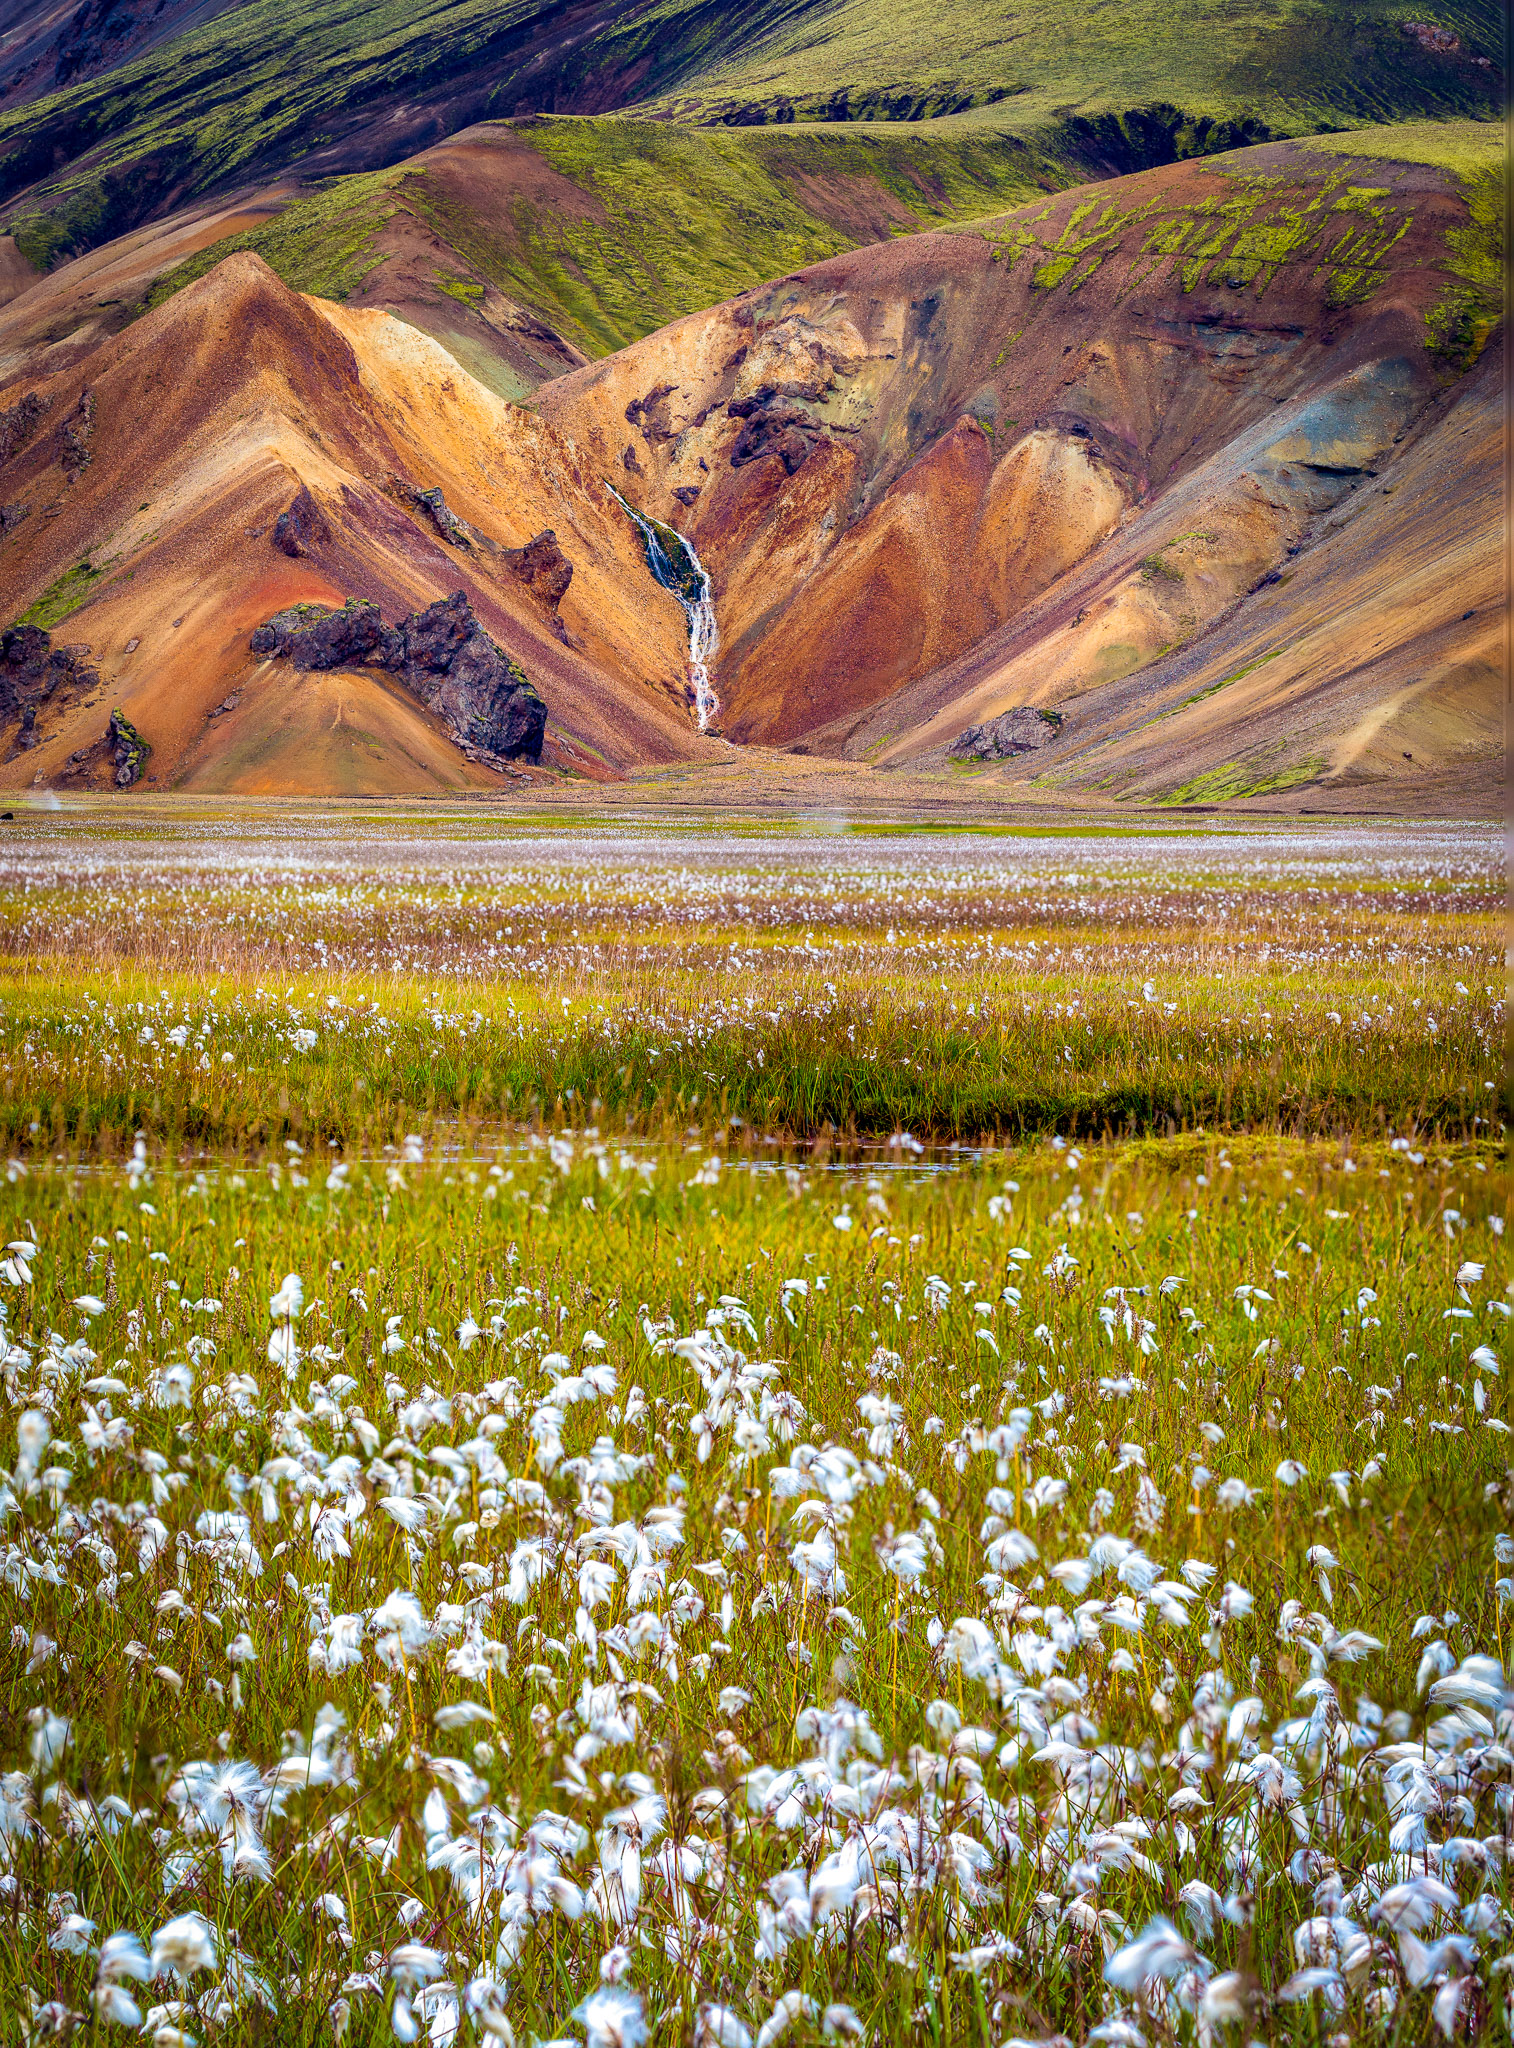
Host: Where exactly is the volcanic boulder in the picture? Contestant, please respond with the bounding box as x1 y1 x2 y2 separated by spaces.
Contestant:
948 708 1064 761
1 624 101 756
503 530 573 610
727 389 822 474
271 485 332 559
59 388 96 479
401 591 546 760
251 598 400 670
384 479 484 551
251 591 547 763
106 708 150 785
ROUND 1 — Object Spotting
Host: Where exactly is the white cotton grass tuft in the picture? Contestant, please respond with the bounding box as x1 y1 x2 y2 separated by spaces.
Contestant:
0 951 1504 2048
149 1913 217 1977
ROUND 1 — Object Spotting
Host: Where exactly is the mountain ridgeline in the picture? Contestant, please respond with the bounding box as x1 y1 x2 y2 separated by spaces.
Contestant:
0 0 1502 816
0 0 1502 270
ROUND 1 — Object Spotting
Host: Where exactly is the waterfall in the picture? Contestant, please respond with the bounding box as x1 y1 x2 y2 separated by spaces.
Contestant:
609 484 721 731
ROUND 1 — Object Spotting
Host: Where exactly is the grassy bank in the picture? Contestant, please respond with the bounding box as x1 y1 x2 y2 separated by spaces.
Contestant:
0 959 1500 1150
0 810 1506 2041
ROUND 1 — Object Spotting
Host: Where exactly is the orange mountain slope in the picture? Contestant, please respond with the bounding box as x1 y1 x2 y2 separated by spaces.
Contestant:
0 124 1502 810
537 136 1498 796
0 251 718 792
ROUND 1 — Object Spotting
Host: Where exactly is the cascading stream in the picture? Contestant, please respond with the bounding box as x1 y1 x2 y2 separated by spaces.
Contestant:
609 485 721 731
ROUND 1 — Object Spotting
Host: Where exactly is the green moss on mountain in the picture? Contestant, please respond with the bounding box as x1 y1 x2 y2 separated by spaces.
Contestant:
1163 752 1325 803
642 0 1502 136
483 121 1060 354
1300 118 1504 373
142 168 406 309
137 117 1065 357
19 559 106 628
0 0 1499 273
977 155 1431 312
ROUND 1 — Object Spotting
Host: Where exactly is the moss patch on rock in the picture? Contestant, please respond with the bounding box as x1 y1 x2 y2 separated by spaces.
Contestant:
18 559 106 629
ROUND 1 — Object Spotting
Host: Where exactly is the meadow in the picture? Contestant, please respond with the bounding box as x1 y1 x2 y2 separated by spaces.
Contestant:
0 816 1501 1151
0 807 1506 2047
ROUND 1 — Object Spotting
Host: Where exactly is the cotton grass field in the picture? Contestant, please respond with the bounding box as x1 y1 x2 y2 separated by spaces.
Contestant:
0 804 1507 2048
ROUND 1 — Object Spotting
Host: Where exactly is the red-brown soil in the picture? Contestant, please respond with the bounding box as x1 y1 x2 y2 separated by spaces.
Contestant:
0 132 1501 811
0 252 718 792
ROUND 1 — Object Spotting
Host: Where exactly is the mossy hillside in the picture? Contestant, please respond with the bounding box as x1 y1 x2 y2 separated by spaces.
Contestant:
485 120 1062 354
640 0 1503 135
1290 118 1505 370
18 558 106 629
0 0 1500 273
1170 650 1284 715
0 0 707 261
979 156 1428 326
140 168 406 310
140 119 1065 358
1161 750 1326 804
1299 114 1506 178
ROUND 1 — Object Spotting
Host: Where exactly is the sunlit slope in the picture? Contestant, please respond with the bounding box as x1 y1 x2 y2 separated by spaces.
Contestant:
0 121 1501 810
538 125 1502 812
0 252 715 793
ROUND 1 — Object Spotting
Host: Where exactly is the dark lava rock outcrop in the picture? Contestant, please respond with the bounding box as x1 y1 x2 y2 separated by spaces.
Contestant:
59 389 96 479
57 706 150 786
948 708 1063 761
1 623 101 757
503 529 573 610
727 389 823 475
251 597 398 670
105 709 150 784
0 394 50 466
251 591 547 763
272 484 332 558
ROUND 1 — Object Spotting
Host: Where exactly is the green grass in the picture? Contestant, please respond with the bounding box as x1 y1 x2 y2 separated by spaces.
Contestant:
137 119 1063 358
1162 754 1328 805
141 167 407 311
0 811 1504 2042
0 814 1500 1149
0 0 1500 278
16 558 106 629
0 1124 1506 2043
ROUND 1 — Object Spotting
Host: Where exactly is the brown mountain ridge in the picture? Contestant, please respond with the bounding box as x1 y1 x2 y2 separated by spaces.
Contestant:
0 121 1502 811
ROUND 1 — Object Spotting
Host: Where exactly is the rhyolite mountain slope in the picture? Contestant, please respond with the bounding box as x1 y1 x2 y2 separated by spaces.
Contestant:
0 117 1071 405
534 123 1502 804
0 250 717 791
0 119 1503 808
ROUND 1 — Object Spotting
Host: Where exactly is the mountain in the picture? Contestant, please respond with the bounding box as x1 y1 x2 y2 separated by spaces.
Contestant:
0 116 1503 808
535 122 1502 804
0 0 1500 278
0 249 716 791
